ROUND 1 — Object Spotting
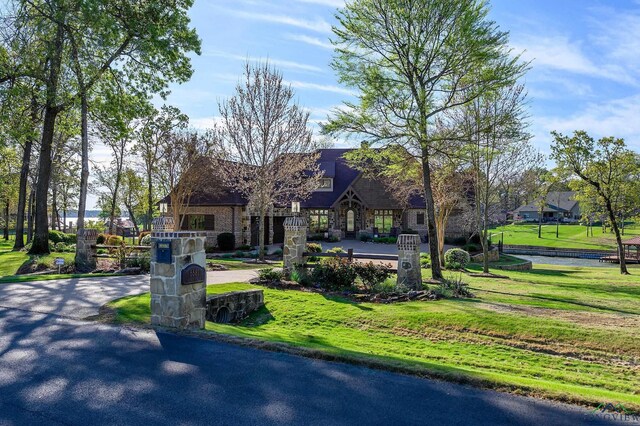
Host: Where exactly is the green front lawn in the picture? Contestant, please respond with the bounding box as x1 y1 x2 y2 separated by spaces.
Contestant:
491 223 640 250
108 264 640 410
0 235 103 283
207 258 283 270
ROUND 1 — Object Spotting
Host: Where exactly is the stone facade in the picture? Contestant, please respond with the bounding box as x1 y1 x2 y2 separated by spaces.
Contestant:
75 228 98 272
396 234 422 290
206 289 264 323
150 217 207 330
283 216 308 275
177 205 245 248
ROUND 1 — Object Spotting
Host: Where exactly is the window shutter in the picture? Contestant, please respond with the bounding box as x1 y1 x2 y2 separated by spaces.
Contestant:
204 215 215 231
417 213 425 225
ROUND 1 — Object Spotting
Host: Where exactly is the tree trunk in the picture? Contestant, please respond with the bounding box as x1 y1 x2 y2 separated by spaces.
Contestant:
27 185 34 243
51 185 58 230
147 169 153 231
76 93 89 230
605 200 628 274
30 106 59 254
125 203 139 236
3 201 8 240
63 209 67 233
13 98 37 250
30 21 64 255
482 206 490 274
421 154 442 280
537 212 542 238
258 206 266 262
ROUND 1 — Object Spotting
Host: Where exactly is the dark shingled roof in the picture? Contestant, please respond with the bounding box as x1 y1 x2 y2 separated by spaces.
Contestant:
162 148 430 209
301 149 360 208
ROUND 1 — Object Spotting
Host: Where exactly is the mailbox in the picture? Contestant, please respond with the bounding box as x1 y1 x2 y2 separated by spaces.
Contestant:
156 240 172 264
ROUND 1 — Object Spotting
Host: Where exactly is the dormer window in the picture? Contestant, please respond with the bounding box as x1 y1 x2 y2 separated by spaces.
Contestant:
316 178 333 192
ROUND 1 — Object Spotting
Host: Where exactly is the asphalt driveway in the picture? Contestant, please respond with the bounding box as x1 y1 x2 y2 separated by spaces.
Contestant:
0 307 621 426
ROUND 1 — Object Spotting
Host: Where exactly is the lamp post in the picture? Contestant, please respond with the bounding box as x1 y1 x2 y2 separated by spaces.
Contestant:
291 201 300 217
159 202 168 217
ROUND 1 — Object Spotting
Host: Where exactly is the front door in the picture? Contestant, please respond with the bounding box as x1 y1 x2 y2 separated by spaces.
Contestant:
346 209 356 239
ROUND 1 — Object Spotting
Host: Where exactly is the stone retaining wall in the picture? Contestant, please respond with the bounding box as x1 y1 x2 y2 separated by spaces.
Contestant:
496 261 533 271
206 289 264 323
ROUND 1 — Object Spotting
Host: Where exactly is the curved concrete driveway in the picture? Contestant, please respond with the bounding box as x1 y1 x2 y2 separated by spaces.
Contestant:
0 270 258 320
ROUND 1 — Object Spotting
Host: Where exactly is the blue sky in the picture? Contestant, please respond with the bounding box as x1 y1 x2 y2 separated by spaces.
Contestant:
162 0 640 152
90 0 640 208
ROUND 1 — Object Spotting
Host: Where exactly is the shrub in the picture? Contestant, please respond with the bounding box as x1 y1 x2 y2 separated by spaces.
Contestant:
327 246 345 254
373 236 397 244
359 233 372 242
234 250 246 258
326 235 340 242
402 228 419 234
272 249 283 256
353 262 393 292
138 231 151 245
462 243 480 253
306 242 322 261
290 268 311 286
420 252 431 268
106 235 124 246
237 244 253 251
258 268 284 282
444 248 470 270
96 233 108 244
126 252 151 273
437 274 473 298
48 230 66 244
311 257 357 291
54 242 67 252
217 232 235 251
140 234 152 246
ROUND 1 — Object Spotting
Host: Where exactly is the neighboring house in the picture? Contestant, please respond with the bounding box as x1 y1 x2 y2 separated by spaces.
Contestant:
163 148 465 248
513 191 581 222
104 218 138 238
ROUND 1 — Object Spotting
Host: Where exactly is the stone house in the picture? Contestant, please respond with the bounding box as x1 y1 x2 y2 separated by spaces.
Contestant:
166 149 467 248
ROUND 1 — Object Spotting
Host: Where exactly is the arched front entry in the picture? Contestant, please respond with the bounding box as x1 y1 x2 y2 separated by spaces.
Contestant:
336 189 365 239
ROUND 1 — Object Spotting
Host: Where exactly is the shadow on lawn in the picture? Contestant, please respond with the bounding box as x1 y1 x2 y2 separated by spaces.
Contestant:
473 288 638 315
321 293 374 311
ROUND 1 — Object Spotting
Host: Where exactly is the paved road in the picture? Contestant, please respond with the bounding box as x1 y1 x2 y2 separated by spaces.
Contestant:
0 270 258 320
0 307 620 426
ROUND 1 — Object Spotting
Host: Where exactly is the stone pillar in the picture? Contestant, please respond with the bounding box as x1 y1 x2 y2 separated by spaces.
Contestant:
397 234 422 290
283 216 308 275
75 228 98 272
150 216 207 329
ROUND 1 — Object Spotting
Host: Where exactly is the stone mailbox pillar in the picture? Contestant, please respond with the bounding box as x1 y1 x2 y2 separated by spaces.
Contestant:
283 216 308 275
75 228 98 272
150 216 207 329
397 234 422 290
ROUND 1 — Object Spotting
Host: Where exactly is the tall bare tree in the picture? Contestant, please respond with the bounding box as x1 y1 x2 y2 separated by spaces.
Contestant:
215 62 322 261
453 83 537 273
156 129 217 232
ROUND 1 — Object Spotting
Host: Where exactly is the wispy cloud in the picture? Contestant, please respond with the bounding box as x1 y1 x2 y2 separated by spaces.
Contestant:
294 0 345 8
536 94 640 150
286 34 334 50
204 50 324 73
227 9 332 33
286 80 354 96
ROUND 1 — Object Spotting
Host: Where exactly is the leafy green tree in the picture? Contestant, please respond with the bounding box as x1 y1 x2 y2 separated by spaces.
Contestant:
551 131 640 274
323 0 525 279
1 0 201 254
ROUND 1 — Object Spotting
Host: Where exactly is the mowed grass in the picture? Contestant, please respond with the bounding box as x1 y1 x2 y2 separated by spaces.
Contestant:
109 264 640 410
206 258 283 270
0 235 101 283
491 223 640 250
